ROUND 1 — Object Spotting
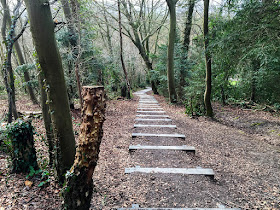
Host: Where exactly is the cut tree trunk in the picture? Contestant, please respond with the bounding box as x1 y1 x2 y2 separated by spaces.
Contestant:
62 86 106 209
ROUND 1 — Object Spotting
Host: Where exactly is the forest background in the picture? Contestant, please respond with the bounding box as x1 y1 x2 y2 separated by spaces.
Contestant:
1 0 279 118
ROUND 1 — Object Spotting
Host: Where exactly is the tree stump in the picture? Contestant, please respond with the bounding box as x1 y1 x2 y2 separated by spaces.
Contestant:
7 119 38 173
62 86 106 210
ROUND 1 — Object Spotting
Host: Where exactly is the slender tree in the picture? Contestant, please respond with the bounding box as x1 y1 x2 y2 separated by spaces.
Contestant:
178 0 196 99
1 0 26 122
183 0 196 54
60 0 83 109
38 70 54 166
61 0 77 109
1 0 38 105
118 0 131 99
23 0 76 183
166 0 178 103
203 0 213 117
94 0 168 94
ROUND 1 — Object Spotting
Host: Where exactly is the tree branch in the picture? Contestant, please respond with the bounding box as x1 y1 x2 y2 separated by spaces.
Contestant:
13 19 28 42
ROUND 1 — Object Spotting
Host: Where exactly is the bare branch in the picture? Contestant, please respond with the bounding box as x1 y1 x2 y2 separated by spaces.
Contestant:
13 19 28 42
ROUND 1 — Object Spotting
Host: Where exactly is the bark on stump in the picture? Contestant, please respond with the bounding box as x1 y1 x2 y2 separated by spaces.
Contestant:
62 86 106 210
7 119 38 173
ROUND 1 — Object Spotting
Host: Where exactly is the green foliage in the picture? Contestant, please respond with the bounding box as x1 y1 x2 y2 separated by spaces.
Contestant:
26 166 50 188
6 119 38 173
26 166 41 179
15 63 39 92
184 60 206 116
209 1 280 106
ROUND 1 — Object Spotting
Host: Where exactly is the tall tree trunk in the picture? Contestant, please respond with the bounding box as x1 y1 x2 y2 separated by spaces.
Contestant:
178 0 196 100
118 0 131 99
183 0 195 53
203 0 213 117
24 0 76 183
63 86 106 209
166 0 178 103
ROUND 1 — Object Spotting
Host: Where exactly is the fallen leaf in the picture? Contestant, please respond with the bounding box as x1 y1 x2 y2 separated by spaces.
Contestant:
25 180 33 188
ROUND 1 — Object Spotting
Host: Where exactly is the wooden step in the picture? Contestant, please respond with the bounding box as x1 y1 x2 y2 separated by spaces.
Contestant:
139 103 159 105
139 100 158 103
129 145 195 152
138 104 161 108
118 204 239 210
137 111 165 113
138 104 160 107
135 118 171 121
139 99 157 101
132 133 185 139
138 108 163 110
125 166 214 177
138 107 161 109
134 124 176 128
139 97 155 99
136 115 169 118
139 102 160 106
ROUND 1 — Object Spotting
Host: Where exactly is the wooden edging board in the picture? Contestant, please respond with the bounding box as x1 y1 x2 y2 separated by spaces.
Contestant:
136 115 169 118
118 203 240 210
132 133 185 139
135 119 172 121
129 145 195 152
125 166 214 176
134 124 176 128
137 111 165 113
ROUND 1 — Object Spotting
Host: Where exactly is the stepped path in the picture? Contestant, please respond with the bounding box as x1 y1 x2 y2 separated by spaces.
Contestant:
119 88 238 209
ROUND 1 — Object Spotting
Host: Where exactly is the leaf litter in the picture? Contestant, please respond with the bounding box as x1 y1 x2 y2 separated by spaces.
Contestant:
0 92 279 209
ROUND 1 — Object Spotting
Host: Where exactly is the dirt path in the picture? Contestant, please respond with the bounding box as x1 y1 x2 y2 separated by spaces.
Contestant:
0 91 280 209
92 90 280 209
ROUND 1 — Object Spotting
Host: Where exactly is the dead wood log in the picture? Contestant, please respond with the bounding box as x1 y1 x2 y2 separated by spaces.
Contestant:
62 86 106 210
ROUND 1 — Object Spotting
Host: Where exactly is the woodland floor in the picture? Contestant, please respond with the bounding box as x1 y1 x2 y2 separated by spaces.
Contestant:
0 90 280 209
